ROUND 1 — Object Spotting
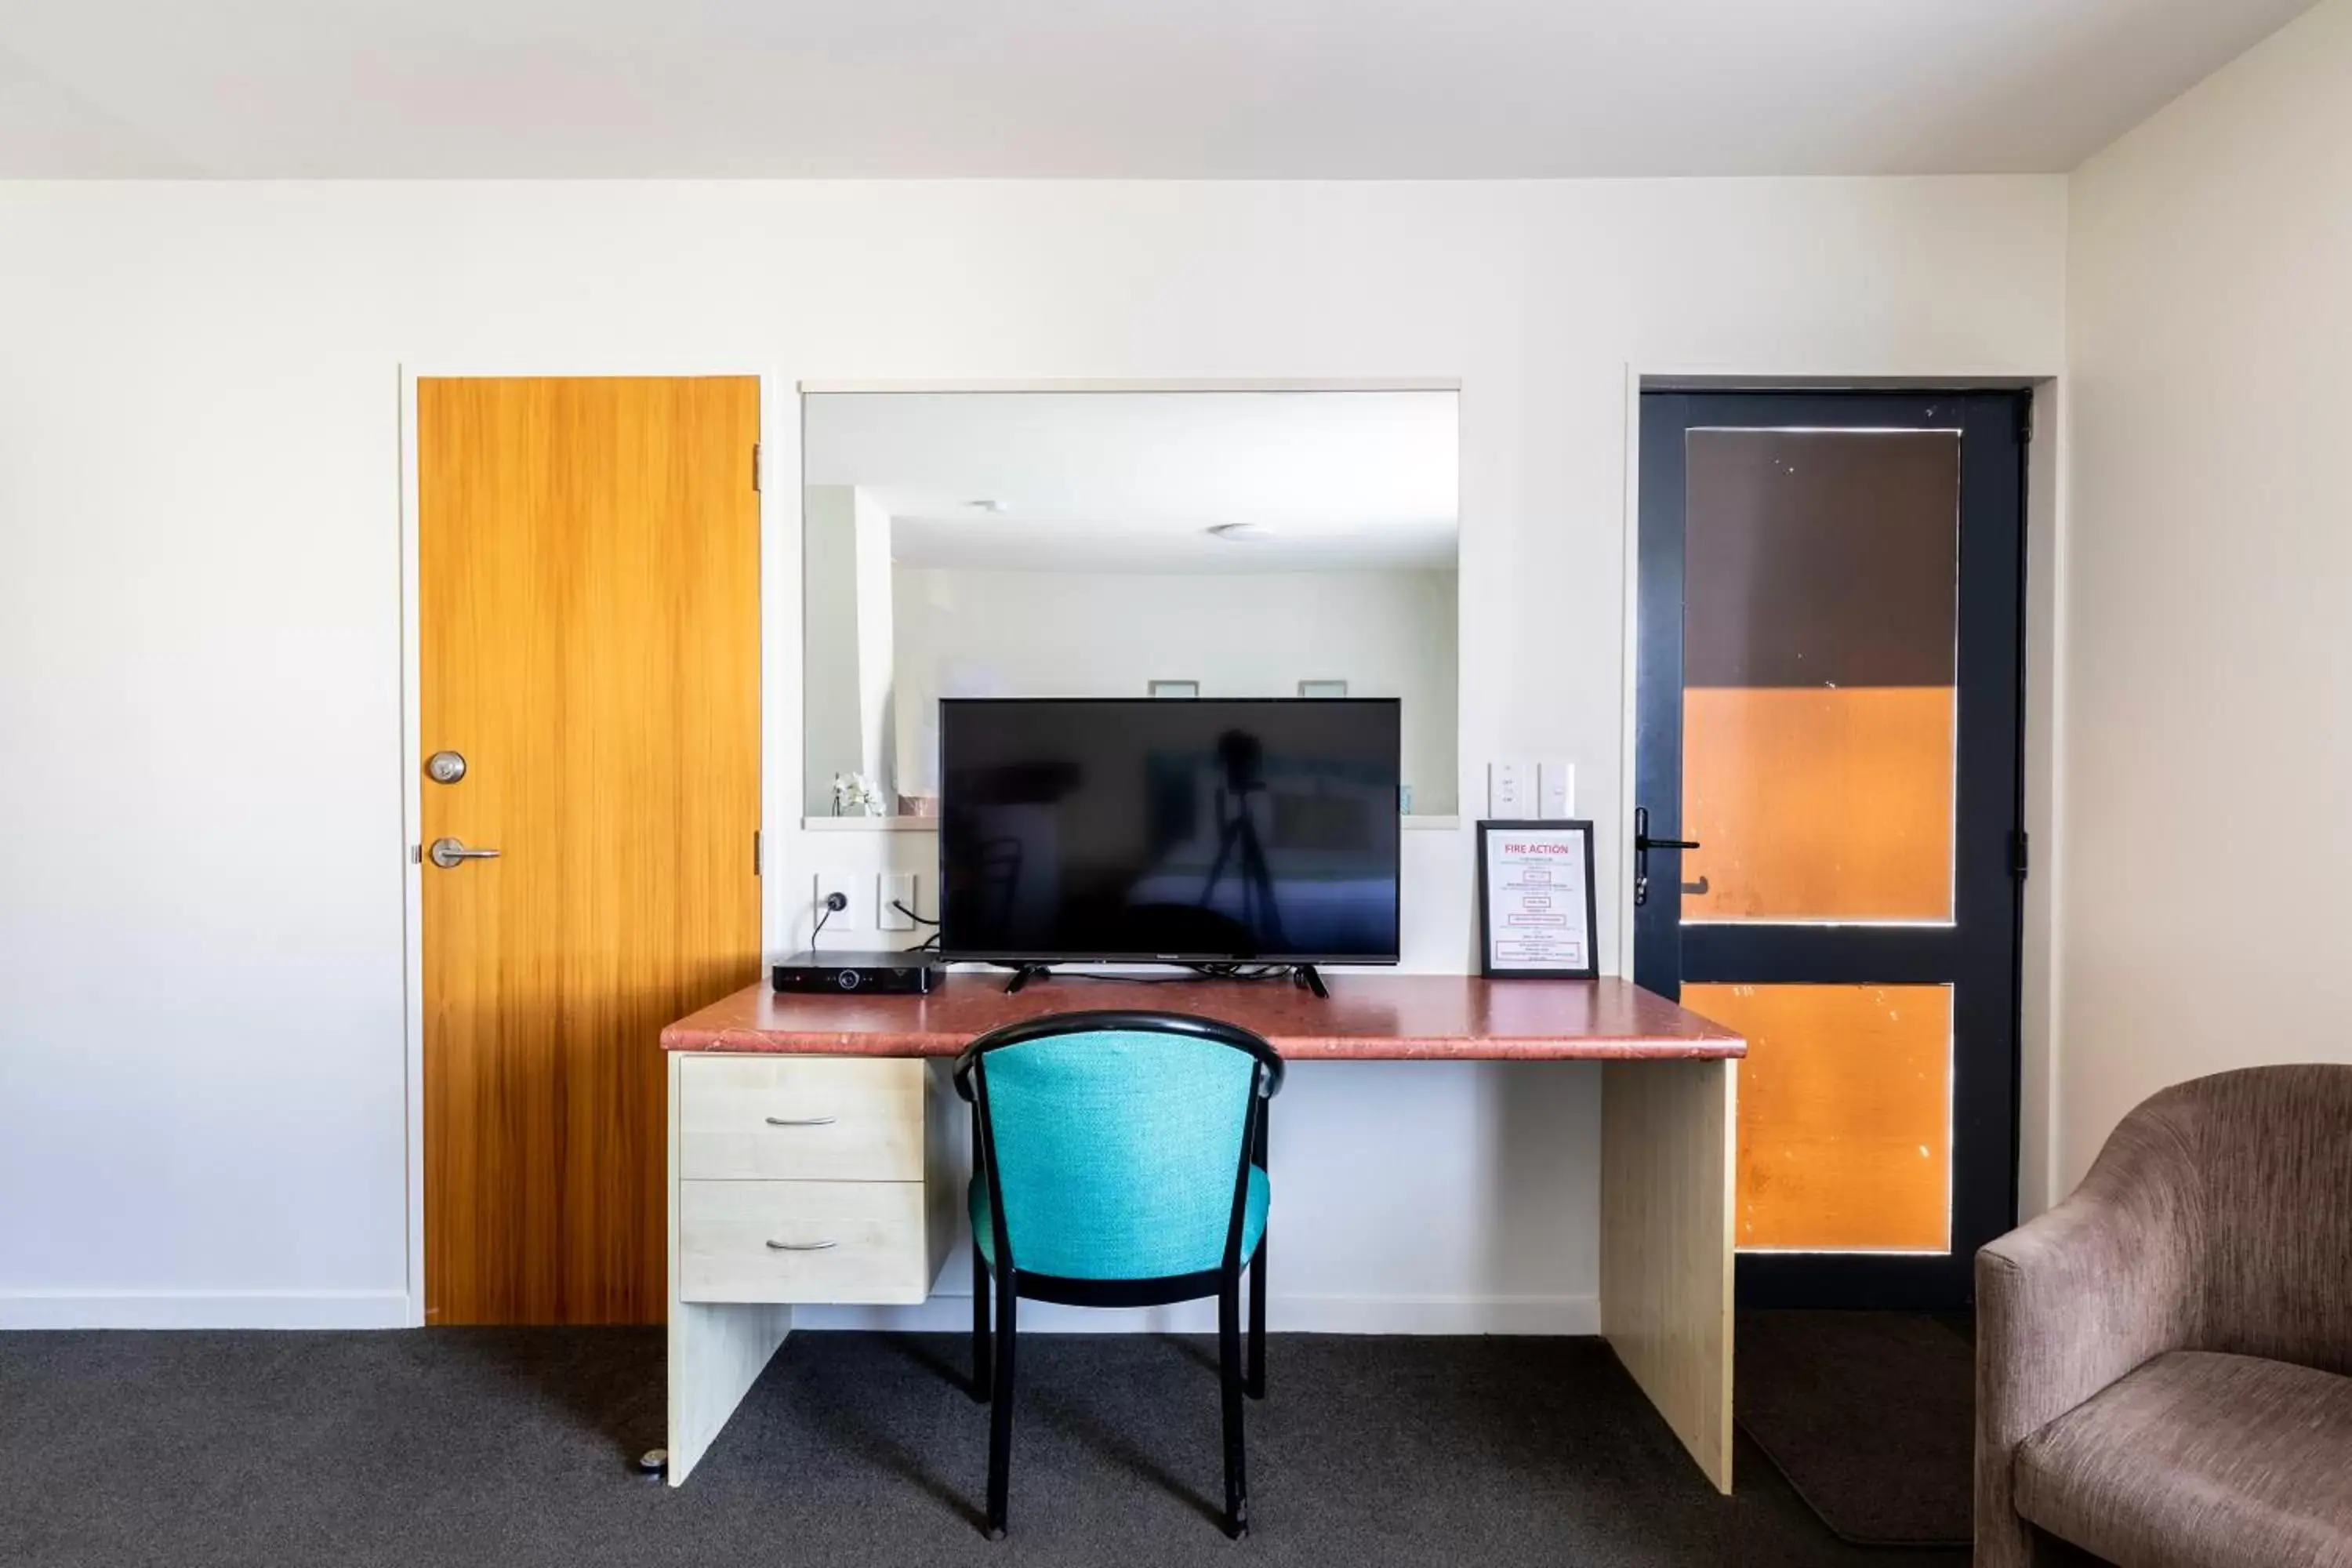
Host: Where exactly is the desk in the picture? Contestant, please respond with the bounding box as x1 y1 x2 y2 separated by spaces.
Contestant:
659 974 1744 1491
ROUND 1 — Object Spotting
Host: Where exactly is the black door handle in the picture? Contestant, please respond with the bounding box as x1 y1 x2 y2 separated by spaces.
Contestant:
1633 806 1700 908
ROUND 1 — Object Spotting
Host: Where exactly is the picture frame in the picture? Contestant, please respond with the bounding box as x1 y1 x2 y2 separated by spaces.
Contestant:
1476 819 1599 979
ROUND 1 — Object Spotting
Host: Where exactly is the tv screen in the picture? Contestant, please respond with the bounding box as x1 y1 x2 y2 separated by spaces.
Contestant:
938 698 1402 965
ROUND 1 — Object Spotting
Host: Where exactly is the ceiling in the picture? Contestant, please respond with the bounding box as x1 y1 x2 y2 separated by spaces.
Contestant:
0 0 2314 179
803 390 1459 573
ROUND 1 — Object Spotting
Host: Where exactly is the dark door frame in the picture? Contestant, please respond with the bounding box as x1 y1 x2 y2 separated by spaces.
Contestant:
1632 389 2030 1310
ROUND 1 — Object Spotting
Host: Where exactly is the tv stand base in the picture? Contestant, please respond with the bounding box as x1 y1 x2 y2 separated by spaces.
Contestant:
999 962 1330 996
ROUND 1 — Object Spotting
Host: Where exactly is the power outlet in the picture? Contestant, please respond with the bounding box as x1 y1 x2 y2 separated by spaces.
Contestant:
878 873 916 931
814 873 857 936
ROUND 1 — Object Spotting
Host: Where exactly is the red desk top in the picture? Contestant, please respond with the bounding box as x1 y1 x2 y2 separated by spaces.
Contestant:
660 974 1744 1062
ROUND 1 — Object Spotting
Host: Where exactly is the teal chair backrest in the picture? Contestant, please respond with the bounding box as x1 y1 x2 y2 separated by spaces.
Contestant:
964 1016 1276 1280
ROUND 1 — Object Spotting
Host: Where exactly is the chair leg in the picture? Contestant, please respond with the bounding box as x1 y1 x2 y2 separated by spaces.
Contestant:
971 1240 993 1403
1219 1276 1249 1538
985 1274 1018 1540
1246 1237 1267 1399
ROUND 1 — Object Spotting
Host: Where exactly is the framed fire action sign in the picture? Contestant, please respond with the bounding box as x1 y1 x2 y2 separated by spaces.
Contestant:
1476 820 1599 979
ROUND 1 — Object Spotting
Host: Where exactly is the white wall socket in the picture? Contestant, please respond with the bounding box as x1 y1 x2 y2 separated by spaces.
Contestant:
814 872 857 936
1487 759 1532 818
877 873 916 932
1539 760 1575 819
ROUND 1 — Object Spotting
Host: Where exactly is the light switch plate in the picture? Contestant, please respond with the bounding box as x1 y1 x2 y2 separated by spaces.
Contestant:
1539 760 1575 819
1488 759 1532 818
878 873 916 931
814 872 857 935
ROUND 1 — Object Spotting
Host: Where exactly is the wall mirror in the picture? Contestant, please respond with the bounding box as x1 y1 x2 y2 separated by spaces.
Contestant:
800 387 1461 821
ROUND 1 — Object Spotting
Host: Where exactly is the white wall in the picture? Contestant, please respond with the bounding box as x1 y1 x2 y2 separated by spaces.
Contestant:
801 485 900 811
851 486 896 798
0 177 2065 1328
889 565 1461 815
801 485 864 807
2054 0 2352 1196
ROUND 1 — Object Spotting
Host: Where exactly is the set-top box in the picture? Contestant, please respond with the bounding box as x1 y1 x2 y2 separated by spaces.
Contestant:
771 950 939 996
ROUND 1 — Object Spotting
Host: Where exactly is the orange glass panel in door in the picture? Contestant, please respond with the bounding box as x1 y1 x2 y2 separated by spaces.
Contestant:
1686 982 1953 1253
1682 687 1954 923
1679 429 1959 924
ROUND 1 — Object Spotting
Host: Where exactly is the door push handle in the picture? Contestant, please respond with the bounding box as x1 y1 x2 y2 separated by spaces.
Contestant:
1632 807 1700 909
427 837 501 869
764 1114 837 1127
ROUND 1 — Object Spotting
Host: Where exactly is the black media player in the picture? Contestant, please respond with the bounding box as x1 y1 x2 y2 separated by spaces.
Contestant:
772 950 939 996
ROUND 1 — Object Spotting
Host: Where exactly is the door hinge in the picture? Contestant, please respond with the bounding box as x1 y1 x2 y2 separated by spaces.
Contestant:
2010 829 2030 879
2015 397 2034 445
752 441 763 492
753 829 763 876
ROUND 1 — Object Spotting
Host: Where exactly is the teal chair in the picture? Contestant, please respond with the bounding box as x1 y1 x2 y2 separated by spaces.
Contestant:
953 1009 1283 1541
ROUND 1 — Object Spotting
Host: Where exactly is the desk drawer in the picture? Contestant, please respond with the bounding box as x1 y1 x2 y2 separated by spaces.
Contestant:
679 1055 925 1181
677 1180 932 1304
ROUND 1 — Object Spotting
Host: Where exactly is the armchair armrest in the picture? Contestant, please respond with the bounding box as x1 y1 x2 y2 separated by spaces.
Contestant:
1975 1115 2202 1568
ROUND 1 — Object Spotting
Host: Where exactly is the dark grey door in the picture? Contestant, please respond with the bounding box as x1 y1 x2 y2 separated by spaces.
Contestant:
1635 390 2027 1309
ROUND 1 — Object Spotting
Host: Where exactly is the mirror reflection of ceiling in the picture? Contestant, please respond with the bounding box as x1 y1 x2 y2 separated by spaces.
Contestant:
801 390 1458 573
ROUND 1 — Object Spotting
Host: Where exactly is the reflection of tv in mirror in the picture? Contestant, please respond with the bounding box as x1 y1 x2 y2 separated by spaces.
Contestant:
938 698 1401 965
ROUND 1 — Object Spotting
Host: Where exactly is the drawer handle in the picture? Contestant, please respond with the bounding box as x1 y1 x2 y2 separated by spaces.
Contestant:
764 1114 837 1127
765 1238 839 1252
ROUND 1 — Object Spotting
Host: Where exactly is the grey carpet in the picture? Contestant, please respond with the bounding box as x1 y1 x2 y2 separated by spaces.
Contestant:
1736 1311 1976 1548
1 1329 1969 1568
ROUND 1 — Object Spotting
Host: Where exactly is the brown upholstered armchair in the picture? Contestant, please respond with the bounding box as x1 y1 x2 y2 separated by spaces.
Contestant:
1976 1065 2352 1567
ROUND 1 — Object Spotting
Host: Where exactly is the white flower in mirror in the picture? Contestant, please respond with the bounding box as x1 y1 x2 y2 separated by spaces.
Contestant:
832 771 882 817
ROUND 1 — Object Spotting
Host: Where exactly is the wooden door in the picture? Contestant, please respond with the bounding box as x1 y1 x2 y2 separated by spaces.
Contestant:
419 376 762 1325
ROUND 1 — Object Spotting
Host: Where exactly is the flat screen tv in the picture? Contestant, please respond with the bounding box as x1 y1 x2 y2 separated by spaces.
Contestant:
938 697 1402 966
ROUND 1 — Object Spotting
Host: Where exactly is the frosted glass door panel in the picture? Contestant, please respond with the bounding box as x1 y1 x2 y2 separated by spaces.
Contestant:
1681 430 1960 924
1686 982 1954 1254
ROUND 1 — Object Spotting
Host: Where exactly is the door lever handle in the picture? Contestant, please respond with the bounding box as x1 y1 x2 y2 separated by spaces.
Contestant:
1633 808 1700 855
427 837 502 869
1632 808 1700 908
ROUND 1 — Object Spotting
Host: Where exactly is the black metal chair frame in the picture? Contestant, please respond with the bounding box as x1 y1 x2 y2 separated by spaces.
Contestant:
952 1008 1285 1541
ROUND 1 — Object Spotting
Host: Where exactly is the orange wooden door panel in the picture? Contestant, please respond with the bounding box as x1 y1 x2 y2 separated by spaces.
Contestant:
420 376 761 1326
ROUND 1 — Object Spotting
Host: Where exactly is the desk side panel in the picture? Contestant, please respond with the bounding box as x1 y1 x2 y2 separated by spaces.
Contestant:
1599 1057 1736 1494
